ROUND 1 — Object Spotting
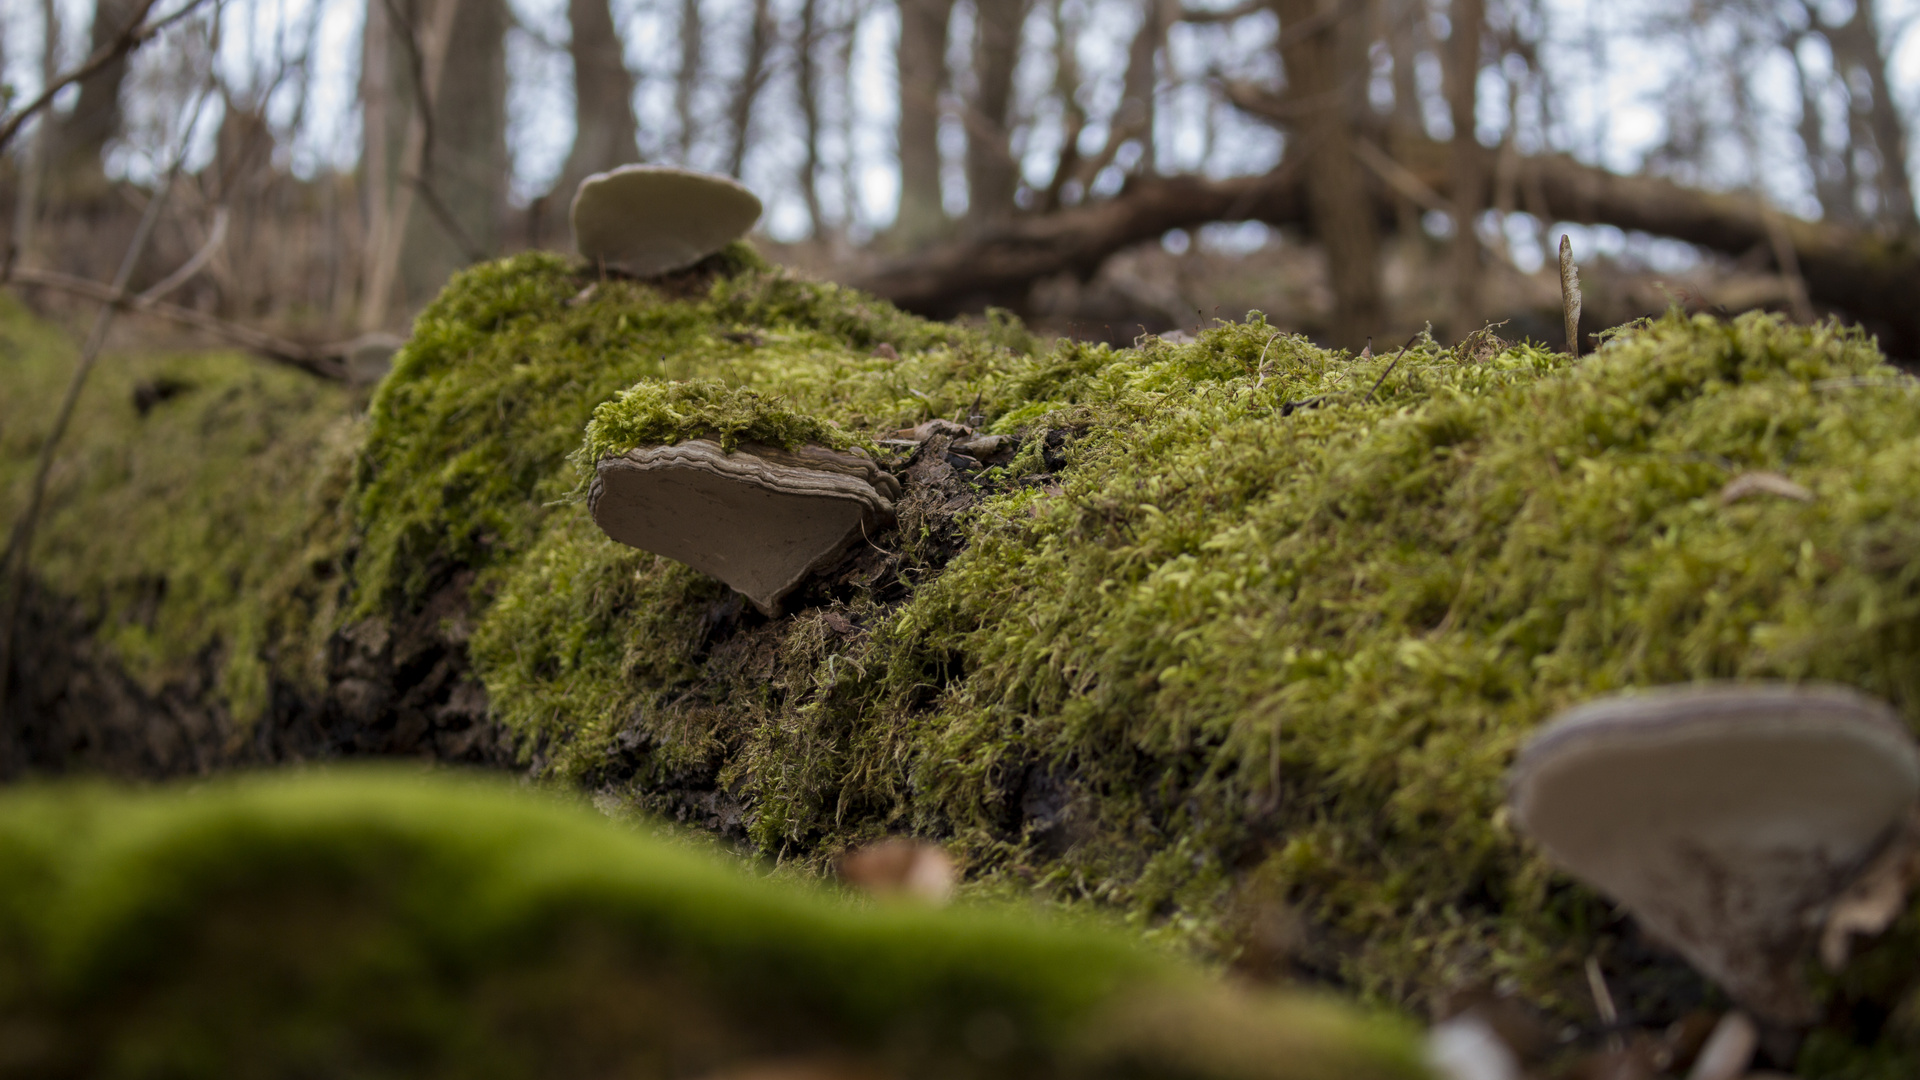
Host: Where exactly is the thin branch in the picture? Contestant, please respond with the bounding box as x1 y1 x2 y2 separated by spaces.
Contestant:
139 206 229 302
6 266 349 380
0 0 216 155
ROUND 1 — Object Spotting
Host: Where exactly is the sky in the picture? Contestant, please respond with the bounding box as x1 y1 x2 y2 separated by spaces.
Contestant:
3 0 1918 263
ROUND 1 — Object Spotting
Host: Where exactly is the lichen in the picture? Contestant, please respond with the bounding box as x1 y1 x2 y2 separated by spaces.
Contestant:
0 768 1428 1079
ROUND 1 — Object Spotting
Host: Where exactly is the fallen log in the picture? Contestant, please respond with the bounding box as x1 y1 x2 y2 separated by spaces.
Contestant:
851 139 1920 355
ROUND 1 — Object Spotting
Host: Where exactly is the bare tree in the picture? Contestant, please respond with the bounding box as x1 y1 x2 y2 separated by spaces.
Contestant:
1274 0 1381 349
724 0 775 178
553 0 641 199
1445 0 1484 340
963 0 1028 231
895 0 956 245
47 0 142 192
676 0 704 160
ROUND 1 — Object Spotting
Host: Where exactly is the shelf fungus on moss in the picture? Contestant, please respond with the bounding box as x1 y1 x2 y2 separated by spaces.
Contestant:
570 164 763 277
589 440 900 616
1508 683 1920 1026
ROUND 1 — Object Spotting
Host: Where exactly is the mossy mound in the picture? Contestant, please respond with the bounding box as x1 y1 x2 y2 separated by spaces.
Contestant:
0 768 1428 1079
0 298 353 724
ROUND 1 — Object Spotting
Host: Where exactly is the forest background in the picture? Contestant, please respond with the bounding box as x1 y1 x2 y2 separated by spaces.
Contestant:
0 0 1916 364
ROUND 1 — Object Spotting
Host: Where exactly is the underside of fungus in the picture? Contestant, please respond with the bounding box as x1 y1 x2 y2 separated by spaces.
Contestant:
589 439 899 616
1509 683 1920 1025
570 165 763 278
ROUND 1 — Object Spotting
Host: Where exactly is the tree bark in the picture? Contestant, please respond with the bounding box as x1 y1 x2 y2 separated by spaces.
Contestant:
894 0 956 246
797 0 826 232
1273 0 1381 349
554 0 640 200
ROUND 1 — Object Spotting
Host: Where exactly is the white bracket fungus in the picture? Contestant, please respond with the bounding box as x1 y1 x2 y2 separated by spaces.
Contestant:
588 440 899 617
570 165 763 278
1508 683 1920 1025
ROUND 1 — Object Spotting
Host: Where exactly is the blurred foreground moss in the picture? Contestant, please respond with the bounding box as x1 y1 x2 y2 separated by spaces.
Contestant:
0 768 1428 1080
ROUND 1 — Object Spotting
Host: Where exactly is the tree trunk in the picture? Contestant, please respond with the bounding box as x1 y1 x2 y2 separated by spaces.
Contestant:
359 0 508 330
1828 0 1916 231
1444 0 1483 341
553 0 641 201
675 0 703 160
964 0 1027 232
1273 0 1381 349
894 0 956 246
47 0 140 195
796 0 826 232
724 0 775 179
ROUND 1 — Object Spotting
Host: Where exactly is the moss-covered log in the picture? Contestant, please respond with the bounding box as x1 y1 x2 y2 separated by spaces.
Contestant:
10 247 1920 1073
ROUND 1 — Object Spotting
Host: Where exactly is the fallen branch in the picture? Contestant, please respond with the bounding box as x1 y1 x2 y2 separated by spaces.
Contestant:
6 266 349 381
850 134 1920 355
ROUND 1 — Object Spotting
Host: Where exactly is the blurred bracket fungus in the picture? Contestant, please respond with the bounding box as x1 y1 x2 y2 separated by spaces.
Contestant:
1508 683 1920 1026
570 164 764 278
589 440 899 617
1560 234 1582 359
835 838 958 905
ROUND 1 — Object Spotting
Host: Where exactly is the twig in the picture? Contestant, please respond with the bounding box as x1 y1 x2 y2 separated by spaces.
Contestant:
0 0 215 155
1560 234 1582 359
6 266 348 380
1363 331 1422 404
138 206 228 302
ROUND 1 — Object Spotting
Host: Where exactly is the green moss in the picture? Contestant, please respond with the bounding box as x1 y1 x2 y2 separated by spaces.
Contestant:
445 276 1920 1049
0 297 354 720
573 378 861 476
0 768 1427 1079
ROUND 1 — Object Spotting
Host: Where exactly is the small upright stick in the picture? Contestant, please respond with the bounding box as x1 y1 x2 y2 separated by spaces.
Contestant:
1560 234 1582 359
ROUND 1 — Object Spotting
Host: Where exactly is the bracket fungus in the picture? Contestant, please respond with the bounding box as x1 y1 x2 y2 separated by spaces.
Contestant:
570 165 763 277
1508 683 1920 1025
589 440 899 616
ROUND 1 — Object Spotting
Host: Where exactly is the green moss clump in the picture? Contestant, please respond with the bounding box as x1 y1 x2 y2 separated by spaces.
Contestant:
573 378 860 476
0 768 1428 1080
0 297 354 721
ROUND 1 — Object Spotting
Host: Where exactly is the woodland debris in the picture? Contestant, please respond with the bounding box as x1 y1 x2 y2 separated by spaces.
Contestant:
835 838 957 904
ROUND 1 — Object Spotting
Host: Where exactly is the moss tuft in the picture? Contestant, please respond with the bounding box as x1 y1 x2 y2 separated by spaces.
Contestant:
572 378 861 483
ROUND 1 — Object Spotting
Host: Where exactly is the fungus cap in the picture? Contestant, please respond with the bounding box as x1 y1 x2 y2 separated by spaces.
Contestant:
1509 683 1920 1024
589 440 897 616
570 165 763 277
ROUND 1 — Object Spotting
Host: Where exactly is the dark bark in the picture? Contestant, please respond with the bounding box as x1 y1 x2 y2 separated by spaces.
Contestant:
1273 0 1381 349
895 0 957 246
554 0 641 200
398 0 508 306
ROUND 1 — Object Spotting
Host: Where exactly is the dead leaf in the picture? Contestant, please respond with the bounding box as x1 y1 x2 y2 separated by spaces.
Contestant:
836 838 956 905
1821 807 1920 969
